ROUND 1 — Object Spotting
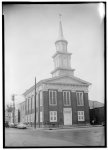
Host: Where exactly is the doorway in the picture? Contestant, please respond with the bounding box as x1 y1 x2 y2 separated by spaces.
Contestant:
63 108 72 125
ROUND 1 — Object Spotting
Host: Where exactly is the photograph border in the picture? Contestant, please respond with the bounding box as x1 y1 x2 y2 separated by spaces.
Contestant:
2 1 107 148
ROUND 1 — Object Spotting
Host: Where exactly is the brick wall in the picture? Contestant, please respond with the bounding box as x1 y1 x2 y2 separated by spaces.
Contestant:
71 92 78 125
57 91 63 125
84 92 90 124
43 91 49 125
43 90 90 126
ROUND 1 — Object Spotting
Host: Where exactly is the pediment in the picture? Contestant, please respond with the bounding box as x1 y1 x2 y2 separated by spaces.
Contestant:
44 75 91 85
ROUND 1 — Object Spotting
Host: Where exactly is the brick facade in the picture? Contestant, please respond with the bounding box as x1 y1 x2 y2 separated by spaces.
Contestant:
71 92 78 125
20 85 90 128
42 90 90 127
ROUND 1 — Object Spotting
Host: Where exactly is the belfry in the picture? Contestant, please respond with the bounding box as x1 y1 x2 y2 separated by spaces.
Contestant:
19 15 91 128
51 15 75 77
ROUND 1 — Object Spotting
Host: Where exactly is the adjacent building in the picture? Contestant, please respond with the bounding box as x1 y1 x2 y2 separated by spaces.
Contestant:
19 101 26 123
19 16 91 128
5 110 12 123
89 100 105 125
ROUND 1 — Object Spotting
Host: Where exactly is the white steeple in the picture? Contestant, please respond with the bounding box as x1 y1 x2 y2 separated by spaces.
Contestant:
55 14 68 53
58 14 65 41
51 15 75 77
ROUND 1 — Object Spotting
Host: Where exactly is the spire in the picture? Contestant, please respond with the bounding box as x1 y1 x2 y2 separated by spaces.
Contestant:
55 14 68 51
58 14 65 40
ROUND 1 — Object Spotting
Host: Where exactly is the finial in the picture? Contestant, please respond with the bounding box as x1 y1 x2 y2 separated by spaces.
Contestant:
59 14 62 22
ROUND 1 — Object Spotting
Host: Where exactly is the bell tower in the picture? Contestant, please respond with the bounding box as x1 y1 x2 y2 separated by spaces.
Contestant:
51 15 75 77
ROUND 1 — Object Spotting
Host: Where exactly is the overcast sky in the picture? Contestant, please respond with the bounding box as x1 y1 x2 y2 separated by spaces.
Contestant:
3 3 105 105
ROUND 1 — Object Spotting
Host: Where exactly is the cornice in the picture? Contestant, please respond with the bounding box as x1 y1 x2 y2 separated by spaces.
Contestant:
51 67 75 74
42 83 88 92
23 75 91 96
55 39 68 45
52 51 72 58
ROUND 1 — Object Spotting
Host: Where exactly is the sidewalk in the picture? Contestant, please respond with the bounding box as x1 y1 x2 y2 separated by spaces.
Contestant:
27 124 103 131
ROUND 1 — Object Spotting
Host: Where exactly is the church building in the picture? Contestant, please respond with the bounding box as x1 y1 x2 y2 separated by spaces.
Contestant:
19 16 91 127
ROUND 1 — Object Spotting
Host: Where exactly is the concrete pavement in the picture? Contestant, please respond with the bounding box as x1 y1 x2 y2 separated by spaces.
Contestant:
5 126 105 147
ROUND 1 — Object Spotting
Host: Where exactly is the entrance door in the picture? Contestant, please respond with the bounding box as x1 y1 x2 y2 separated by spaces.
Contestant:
64 108 72 125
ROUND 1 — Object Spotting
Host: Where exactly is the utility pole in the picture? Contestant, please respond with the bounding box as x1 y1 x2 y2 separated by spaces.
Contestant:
34 77 36 128
12 94 15 124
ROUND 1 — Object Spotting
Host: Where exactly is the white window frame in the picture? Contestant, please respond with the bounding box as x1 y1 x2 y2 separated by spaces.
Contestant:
31 113 34 122
32 95 34 109
63 91 71 106
49 90 57 106
40 91 43 106
30 114 32 122
26 98 28 113
28 115 29 122
40 111 43 122
28 98 29 112
50 111 57 122
25 116 27 122
76 92 84 106
36 112 38 123
29 97 31 112
36 94 38 108
78 111 85 121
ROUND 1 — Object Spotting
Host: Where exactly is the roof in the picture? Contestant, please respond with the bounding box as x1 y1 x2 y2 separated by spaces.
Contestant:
89 100 104 109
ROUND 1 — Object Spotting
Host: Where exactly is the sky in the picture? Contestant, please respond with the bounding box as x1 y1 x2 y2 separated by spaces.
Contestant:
3 3 105 105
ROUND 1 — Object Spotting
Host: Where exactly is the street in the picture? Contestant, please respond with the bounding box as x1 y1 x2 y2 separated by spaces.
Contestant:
5 126 105 147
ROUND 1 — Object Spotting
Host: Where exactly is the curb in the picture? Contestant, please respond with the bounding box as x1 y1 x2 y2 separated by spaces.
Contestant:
26 125 103 131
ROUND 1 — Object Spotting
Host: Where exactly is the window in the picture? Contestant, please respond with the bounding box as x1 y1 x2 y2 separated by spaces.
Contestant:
30 114 32 122
63 91 71 106
28 114 30 122
40 91 43 106
24 103 25 111
78 111 85 121
28 98 29 112
49 90 57 105
36 94 38 107
32 114 34 122
50 111 57 122
27 115 28 122
76 92 84 106
29 97 31 113
32 95 34 109
25 116 27 122
40 111 43 122
36 112 38 123
26 99 28 113
23 104 24 111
